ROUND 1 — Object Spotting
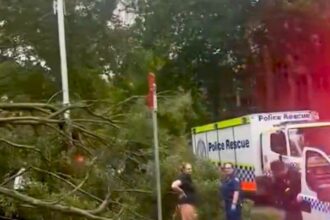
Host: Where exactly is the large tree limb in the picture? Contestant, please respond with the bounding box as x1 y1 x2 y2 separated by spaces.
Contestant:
108 200 150 220
50 172 90 205
47 91 63 104
50 158 97 205
0 103 58 112
0 139 40 152
44 123 94 156
112 206 125 220
0 186 112 220
1 167 31 186
47 104 88 119
72 124 109 145
0 139 50 162
72 119 119 128
112 189 152 194
113 95 142 107
29 107 51 114
0 116 63 124
31 167 103 203
89 191 112 215
29 168 144 218
84 108 120 129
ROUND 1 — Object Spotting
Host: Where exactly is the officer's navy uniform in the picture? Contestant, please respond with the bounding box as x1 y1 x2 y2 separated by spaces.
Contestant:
271 160 302 220
281 167 302 220
220 174 241 220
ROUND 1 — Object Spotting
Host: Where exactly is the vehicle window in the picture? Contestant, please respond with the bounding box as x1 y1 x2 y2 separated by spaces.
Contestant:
288 129 303 157
289 139 301 157
270 132 287 155
306 151 330 192
289 126 330 155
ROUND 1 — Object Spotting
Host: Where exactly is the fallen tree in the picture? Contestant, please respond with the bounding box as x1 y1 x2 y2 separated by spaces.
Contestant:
0 102 152 220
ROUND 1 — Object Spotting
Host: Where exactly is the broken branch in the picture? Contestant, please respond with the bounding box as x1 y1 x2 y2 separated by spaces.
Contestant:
50 158 97 205
0 139 49 162
0 186 112 220
31 167 103 203
1 167 31 186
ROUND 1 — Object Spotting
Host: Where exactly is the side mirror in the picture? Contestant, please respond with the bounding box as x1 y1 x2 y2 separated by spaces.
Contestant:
270 132 287 154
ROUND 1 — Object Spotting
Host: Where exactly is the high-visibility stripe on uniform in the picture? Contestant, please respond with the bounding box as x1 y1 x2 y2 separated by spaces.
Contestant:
192 116 250 134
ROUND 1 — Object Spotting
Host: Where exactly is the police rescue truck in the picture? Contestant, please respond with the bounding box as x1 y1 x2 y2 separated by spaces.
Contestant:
191 110 330 195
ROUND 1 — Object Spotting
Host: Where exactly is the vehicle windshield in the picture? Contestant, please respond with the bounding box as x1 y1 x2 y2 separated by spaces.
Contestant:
288 125 330 156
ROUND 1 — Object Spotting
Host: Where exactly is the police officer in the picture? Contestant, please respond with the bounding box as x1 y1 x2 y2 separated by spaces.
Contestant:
219 162 242 220
271 160 302 220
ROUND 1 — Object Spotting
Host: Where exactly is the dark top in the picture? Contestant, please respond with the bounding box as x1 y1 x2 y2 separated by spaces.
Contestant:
221 174 241 205
282 167 301 210
177 173 197 205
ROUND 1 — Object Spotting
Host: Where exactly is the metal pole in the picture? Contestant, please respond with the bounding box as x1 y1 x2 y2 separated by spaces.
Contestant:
56 0 70 119
152 109 163 220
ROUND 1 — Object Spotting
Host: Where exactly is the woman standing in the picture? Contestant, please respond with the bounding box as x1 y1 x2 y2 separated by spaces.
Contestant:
171 162 198 220
220 162 242 220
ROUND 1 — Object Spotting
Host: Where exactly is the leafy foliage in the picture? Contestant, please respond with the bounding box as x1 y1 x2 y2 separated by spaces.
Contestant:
0 93 231 220
132 0 259 119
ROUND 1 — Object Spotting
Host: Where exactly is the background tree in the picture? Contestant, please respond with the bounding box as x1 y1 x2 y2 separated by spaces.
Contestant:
130 0 259 120
0 0 127 102
249 0 330 119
